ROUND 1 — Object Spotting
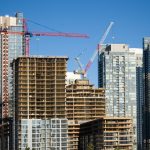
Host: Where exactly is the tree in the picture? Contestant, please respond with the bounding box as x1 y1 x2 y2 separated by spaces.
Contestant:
25 146 30 150
87 143 94 150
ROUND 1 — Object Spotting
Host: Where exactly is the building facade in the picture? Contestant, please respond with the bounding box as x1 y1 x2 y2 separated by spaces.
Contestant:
79 117 133 150
66 79 105 150
13 56 68 150
98 44 137 149
130 48 143 150
0 12 25 119
0 12 25 150
143 37 150 150
19 118 68 150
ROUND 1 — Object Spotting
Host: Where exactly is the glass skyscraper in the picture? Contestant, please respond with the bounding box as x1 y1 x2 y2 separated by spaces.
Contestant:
130 48 143 150
0 12 25 150
98 44 138 150
0 12 25 119
19 118 68 150
143 37 150 150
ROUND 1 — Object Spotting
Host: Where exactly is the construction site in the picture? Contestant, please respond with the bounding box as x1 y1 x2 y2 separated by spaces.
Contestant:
0 13 89 150
0 12 137 150
12 57 106 149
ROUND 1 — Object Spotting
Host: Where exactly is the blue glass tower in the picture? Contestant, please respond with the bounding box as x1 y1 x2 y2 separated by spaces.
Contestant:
143 37 150 150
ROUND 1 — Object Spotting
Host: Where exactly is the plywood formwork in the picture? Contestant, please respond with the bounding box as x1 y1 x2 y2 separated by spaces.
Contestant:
13 56 68 119
66 79 105 150
79 117 133 150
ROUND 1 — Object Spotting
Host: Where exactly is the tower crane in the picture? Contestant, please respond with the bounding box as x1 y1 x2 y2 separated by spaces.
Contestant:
74 22 114 78
74 51 85 78
74 57 83 73
0 18 89 119
0 18 89 56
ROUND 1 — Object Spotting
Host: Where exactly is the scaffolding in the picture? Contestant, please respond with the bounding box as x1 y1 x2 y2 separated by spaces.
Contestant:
66 79 105 150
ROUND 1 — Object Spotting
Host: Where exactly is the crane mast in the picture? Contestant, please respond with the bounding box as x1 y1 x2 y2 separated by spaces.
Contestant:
74 57 83 71
74 51 85 78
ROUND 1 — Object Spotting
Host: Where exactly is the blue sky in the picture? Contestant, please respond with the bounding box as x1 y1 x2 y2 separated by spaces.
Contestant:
1 0 150 87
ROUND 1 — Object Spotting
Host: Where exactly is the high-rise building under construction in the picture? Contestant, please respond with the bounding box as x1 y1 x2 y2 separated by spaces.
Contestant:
13 56 68 150
0 12 25 119
79 117 133 150
66 79 105 150
0 12 25 150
